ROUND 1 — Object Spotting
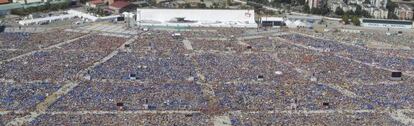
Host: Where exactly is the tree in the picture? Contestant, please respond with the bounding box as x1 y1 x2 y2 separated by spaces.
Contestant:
362 10 371 18
311 7 321 14
320 6 330 15
335 7 344 15
271 0 282 8
386 0 398 12
297 0 306 5
184 3 191 8
388 12 399 19
148 0 156 6
351 16 360 26
342 14 350 24
198 3 206 8
363 0 370 4
303 4 310 13
355 5 362 16
345 10 355 15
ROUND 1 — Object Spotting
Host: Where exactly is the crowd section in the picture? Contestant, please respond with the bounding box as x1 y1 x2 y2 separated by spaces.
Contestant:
0 82 60 111
0 31 85 60
190 39 245 52
227 112 403 126
49 81 206 111
0 50 24 61
91 52 196 81
348 84 414 109
181 28 247 38
195 53 303 83
131 31 189 54
214 82 371 111
403 112 414 118
32 113 210 126
308 30 414 50
0 34 126 82
2 28 414 125
296 31 414 68
0 112 29 125
279 34 414 78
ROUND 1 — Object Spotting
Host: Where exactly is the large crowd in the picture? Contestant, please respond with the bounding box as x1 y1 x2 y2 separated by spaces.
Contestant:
1 28 414 125
227 112 403 125
49 81 206 111
0 34 126 82
0 30 85 61
0 82 60 111
32 113 210 125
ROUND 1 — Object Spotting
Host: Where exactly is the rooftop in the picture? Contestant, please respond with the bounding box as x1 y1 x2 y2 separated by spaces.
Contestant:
89 0 104 5
0 0 9 4
110 1 131 9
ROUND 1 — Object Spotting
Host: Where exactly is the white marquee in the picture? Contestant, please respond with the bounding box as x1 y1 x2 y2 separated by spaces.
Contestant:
136 9 257 28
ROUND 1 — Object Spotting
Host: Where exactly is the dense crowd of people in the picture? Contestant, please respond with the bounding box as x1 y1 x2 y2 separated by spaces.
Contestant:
49 81 206 111
0 82 60 111
0 30 85 61
227 112 403 125
0 34 126 82
32 113 210 125
1 28 414 125
280 34 414 77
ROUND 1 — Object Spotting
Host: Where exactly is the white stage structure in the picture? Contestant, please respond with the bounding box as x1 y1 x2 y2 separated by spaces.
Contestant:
136 9 257 28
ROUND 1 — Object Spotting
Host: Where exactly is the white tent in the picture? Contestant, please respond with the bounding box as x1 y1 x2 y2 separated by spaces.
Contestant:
284 19 312 29
136 9 257 28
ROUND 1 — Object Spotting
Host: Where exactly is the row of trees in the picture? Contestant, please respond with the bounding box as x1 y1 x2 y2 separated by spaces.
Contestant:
86 7 110 16
334 5 374 26
386 1 399 19
342 14 361 25
335 5 370 18
303 4 330 15
11 1 70 16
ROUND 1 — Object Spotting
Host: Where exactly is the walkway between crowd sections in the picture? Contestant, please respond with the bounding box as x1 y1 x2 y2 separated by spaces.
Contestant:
6 33 141 126
389 109 414 125
182 39 193 50
190 53 216 101
0 33 92 65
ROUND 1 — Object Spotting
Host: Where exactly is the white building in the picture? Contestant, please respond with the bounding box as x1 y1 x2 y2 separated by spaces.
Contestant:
307 0 321 9
372 0 386 8
360 18 413 29
394 4 414 20
136 9 257 28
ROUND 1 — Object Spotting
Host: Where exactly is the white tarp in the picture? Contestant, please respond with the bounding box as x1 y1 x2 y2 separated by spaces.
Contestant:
136 9 257 28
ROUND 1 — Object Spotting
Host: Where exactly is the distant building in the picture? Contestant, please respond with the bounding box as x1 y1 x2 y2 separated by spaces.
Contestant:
0 3 22 16
371 8 388 19
0 0 10 4
307 0 321 9
360 18 413 29
372 0 386 8
86 0 104 8
109 0 132 13
394 4 414 20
